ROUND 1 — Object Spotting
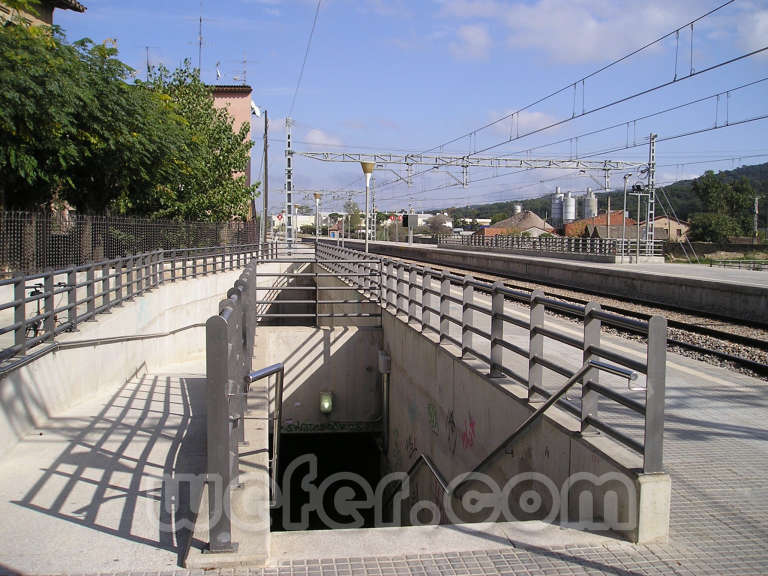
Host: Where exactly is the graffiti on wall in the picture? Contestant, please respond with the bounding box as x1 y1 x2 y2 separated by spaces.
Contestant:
461 412 476 450
427 403 439 435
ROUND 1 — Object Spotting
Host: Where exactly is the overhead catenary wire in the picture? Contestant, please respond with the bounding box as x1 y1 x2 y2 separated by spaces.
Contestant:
418 0 738 157
372 76 768 203
288 0 322 118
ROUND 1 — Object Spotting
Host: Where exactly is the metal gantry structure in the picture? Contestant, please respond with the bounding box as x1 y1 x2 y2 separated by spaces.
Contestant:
284 139 660 254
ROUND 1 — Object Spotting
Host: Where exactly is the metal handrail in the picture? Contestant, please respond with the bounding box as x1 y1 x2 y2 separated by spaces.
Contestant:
248 363 284 506
315 240 668 473
453 360 636 497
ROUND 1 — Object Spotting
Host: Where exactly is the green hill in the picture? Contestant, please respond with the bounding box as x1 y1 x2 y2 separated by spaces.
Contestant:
440 161 768 226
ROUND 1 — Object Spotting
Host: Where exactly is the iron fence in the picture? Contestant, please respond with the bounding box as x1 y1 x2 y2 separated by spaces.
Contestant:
316 241 667 474
0 211 261 274
0 243 279 364
708 259 768 271
438 233 664 257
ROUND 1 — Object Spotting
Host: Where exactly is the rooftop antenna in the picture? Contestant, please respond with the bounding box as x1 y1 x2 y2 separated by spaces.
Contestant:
198 1 203 71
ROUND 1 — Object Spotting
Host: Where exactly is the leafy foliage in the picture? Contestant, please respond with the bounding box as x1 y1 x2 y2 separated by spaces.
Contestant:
0 24 255 221
143 62 256 221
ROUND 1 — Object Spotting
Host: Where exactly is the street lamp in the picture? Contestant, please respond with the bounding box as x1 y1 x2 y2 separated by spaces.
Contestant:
360 161 375 253
314 192 321 245
621 174 631 263
251 102 268 244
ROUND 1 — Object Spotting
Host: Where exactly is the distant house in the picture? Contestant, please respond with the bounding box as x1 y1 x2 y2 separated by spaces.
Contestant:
476 211 554 238
564 210 634 238
644 216 689 242
0 0 86 26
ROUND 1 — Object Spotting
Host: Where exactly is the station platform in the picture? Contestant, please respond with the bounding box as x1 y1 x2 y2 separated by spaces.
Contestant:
334 239 768 325
0 305 766 575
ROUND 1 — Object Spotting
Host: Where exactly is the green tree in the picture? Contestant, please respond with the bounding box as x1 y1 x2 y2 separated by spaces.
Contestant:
688 170 755 241
143 62 256 221
0 23 255 221
688 212 743 244
344 200 361 231
426 214 451 235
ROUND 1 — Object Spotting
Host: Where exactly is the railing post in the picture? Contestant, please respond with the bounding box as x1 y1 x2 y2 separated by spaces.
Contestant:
115 258 123 305
102 261 111 311
461 275 474 358
397 265 406 316
388 262 396 309
408 268 418 325
171 250 177 283
528 290 545 400
192 250 198 279
205 312 238 553
126 254 134 300
422 267 432 331
87 263 96 316
439 271 450 345
67 267 78 331
43 272 54 339
144 253 151 291
14 274 26 353
581 302 601 431
644 315 667 473
379 260 387 307
490 281 504 377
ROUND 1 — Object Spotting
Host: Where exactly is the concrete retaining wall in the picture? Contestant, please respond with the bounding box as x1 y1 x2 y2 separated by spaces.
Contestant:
0 262 290 459
253 326 383 432
382 309 670 543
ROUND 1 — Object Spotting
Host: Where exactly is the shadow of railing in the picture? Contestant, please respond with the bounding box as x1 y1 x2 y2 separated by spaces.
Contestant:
12 370 207 567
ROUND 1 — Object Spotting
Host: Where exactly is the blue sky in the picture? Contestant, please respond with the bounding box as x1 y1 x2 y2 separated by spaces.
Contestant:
57 0 768 214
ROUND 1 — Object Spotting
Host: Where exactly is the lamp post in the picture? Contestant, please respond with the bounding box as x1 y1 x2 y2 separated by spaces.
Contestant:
251 103 268 244
360 162 375 253
621 174 631 263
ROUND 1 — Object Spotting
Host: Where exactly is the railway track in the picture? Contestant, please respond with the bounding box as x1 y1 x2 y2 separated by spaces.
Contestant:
384 254 768 379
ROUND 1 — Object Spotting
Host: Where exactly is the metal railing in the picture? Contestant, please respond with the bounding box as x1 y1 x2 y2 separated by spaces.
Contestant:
438 234 664 257
0 243 287 363
0 210 261 274
386 359 638 505
708 259 768 271
316 241 667 474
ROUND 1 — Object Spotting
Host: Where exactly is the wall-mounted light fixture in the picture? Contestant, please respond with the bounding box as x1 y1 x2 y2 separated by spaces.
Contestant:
319 392 333 414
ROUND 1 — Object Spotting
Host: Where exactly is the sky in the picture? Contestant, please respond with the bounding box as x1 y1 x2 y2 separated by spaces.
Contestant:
56 0 768 215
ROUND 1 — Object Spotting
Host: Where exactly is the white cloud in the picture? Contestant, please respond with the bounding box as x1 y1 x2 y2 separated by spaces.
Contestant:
737 9 768 55
489 109 559 138
436 0 744 64
438 0 504 18
503 0 687 63
450 24 491 60
304 129 343 148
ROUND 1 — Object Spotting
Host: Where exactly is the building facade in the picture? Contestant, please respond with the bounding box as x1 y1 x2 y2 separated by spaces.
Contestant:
0 0 85 26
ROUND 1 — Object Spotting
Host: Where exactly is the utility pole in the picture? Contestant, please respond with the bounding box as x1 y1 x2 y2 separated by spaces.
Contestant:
285 118 294 248
262 109 268 243
314 193 321 245
645 134 657 254
371 175 376 242
198 2 203 71
755 197 759 241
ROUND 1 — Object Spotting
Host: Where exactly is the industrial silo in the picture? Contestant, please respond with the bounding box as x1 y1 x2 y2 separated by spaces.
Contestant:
584 187 597 219
551 187 564 226
563 191 576 223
